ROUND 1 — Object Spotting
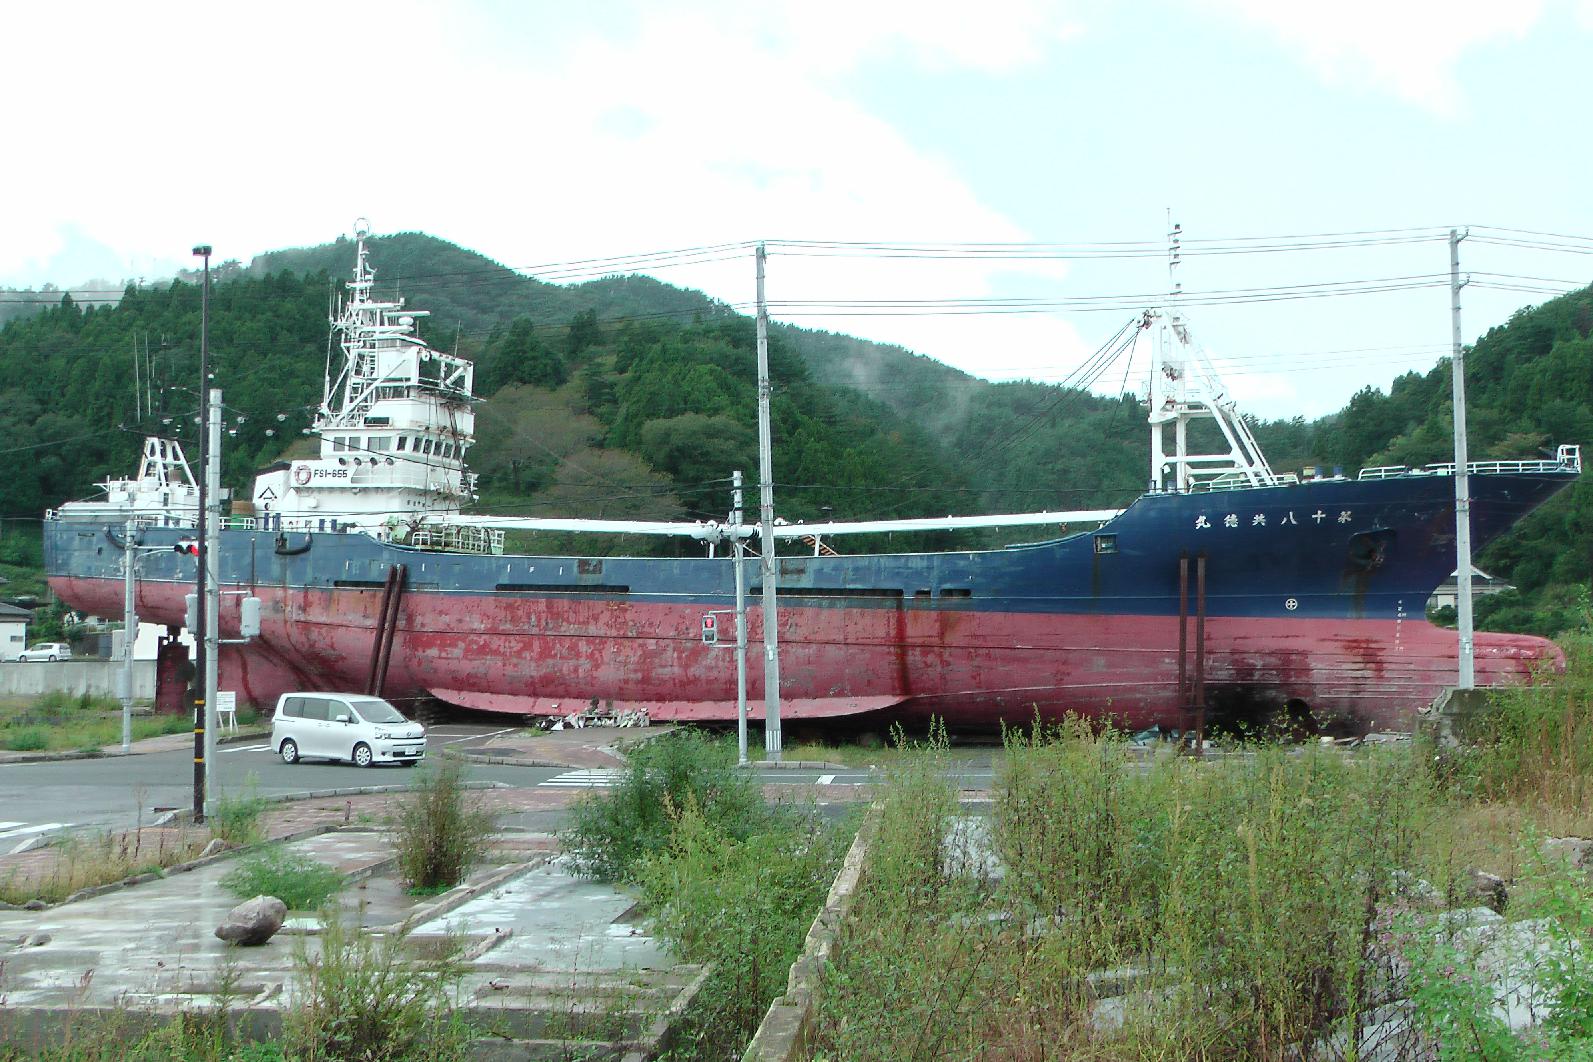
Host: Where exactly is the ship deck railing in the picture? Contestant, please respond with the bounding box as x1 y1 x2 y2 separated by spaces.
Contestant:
217 515 505 555
1172 472 1303 495
44 510 194 528
1359 445 1582 481
408 524 505 555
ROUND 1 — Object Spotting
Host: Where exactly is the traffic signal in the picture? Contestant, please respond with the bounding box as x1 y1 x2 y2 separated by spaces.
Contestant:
173 539 199 556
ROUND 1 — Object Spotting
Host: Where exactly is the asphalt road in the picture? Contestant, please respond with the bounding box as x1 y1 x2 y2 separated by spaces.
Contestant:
0 725 965 848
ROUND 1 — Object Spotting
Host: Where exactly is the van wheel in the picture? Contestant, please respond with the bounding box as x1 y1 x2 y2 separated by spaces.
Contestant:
352 743 373 768
280 739 299 765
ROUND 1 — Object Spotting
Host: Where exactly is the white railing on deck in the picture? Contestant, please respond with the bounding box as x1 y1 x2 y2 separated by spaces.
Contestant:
409 524 504 555
1359 445 1582 481
1183 472 1301 494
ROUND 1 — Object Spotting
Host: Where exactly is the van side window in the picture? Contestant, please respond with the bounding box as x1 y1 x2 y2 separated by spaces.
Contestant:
301 698 330 722
280 696 305 718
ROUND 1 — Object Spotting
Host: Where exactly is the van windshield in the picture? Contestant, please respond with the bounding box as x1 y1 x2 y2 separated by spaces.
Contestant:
349 699 406 724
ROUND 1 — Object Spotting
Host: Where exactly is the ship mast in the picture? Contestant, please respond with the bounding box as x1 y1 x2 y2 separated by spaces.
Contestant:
1145 221 1282 492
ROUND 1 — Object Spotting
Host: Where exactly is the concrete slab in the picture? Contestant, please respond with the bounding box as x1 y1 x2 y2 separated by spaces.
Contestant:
0 829 672 1019
443 859 672 974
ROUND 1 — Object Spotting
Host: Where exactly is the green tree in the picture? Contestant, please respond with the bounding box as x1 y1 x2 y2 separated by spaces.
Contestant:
478 317 567 394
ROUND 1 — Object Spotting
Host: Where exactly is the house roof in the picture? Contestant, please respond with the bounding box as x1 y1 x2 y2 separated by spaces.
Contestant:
0 602 31 620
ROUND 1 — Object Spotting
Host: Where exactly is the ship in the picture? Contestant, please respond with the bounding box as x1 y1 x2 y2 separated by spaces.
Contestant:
43 227 1583 735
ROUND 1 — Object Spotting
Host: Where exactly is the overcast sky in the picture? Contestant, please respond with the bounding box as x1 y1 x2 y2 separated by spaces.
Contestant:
4 0 1592 420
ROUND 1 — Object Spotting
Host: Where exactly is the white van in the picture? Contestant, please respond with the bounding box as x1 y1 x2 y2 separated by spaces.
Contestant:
271 692 426 768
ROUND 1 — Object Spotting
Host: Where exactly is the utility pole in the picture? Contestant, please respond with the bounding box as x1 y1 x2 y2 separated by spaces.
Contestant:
204 387 223 817
120 516 137 754
754 243 782 761
191 244 211 823
1450 229 1475 689
731 471 749 766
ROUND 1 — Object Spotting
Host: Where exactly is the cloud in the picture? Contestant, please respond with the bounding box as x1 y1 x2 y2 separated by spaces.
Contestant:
0 1 1093 385
1194 0 1545 115
768 0 1083 73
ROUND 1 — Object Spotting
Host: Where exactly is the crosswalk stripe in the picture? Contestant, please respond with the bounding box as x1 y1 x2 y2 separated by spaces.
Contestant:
817 774 836 785
538 769 624 789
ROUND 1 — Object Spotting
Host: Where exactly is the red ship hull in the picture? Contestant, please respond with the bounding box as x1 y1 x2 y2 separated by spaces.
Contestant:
52 574 1559 733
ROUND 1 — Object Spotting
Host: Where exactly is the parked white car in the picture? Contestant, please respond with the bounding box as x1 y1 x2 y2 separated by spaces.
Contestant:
271 692 426 768
18 642 71 662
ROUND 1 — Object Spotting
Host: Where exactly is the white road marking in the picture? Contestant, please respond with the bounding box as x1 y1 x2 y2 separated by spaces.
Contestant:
538 769 625 789
443 727 516 746
817 774 836 786
224 744 274 754
1 822 69 850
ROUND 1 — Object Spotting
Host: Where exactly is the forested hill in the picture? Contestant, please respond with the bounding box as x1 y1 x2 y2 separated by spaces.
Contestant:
0 230 1589 636
1309 289 1593 635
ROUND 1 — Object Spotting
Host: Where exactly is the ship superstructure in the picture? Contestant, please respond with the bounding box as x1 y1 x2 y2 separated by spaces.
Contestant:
55 436 199 528
248 221 496 552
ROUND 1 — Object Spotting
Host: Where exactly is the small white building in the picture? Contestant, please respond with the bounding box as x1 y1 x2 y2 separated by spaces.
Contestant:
0 602 29 661
1428 567 1514 613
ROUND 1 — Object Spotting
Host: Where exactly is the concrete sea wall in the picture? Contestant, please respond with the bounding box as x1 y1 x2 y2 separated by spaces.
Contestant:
0 660 156 700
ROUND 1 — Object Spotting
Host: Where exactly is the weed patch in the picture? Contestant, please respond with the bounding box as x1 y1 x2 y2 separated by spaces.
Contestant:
221 846 345 910
286 913 471 1061
812 722 1467 1060
210 775 271 846
389 756 496 892
3 727 47 751
1446 622 1593 811
560 729 767 882
641 802 849 1060
0 827 210 906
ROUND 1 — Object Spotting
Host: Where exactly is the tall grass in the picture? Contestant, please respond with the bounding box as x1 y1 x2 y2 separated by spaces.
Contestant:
808 724 985 1061
639 802 848 1060
286 914 471 1061
561 728 847 1060
0 827 212 905
812 722 1455 1060
1447 623 1593 810
560 729 767 882
389 756 497 893
210 775 271 846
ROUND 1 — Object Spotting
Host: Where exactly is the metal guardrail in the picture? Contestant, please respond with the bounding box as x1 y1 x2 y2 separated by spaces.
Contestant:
1359 445 1582 481
1185 472 1302 494
409 525 504 555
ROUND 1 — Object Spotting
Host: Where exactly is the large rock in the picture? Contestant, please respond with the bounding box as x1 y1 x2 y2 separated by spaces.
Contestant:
1544 837 1593 871
215 895 287 946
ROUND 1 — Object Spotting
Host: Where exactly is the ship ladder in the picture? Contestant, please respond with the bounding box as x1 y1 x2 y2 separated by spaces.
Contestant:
801 534 839 557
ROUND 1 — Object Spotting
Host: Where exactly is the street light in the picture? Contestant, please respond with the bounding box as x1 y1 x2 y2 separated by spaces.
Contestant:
191 244 211 824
